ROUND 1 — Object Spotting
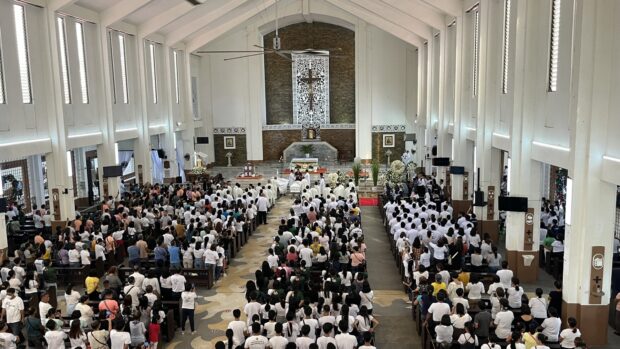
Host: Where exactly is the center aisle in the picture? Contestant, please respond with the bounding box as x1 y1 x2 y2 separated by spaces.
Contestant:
362 205 419 348
168 196 294 348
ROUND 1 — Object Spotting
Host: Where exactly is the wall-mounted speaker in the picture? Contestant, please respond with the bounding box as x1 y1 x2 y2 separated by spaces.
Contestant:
196 137 209 144
449 166 465 175
498 196 528 212
432 157 450 166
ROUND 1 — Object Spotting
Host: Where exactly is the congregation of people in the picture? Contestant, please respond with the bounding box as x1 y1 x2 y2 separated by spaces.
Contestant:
382 173 587 349
0 175 280 348
213 178 381 349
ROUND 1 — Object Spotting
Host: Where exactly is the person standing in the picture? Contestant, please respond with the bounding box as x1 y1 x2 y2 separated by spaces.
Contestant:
181 284 197 335
0 288 24 344
256 193 269 225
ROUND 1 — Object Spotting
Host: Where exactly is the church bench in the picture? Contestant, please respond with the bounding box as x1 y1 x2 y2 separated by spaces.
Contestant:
56 265 88 285
182 267 214 289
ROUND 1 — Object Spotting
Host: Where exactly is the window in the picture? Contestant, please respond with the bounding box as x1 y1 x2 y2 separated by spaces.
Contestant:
13 4 32 104
149 42 157 104
0 29 5 104
118 33 129 104
548 0 561 92
108 31 116 103
75 22 89 104
56 17 71 104
472 6 480 97
501 0 511 94
173 50 180 104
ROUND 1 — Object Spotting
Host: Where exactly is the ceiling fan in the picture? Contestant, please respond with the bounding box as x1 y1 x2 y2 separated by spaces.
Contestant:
195 0 342 61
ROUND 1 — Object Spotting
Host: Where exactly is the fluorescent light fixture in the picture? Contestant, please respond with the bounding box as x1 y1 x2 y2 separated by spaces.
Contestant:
173 133 177 149
149 124 166 129
565 177 572 225
532 141 570 152
66 151 73 177
116 127 138 133
114 143 119 164
473 145 478 184
448 122 454 126
507 157 512 192
0 138 50 147
603 155 620 163
451 138 455 159
466 127 477 131
493 132 510 139
67 131 102 139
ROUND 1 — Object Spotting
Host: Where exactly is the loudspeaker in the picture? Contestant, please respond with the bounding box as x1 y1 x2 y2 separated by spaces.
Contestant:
432 157 450 166
157 149 166 159
432 145 437 156
474 190 486 206
196 137 209 144
498 196 528 212
0 198 7 213
175 176 182 183
449 166 465 175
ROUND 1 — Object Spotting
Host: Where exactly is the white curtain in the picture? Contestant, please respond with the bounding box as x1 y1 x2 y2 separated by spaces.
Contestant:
150 150 164 184
118 151 134 175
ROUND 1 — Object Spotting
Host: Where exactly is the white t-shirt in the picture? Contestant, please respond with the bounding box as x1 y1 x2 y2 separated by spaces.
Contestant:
269 336 289 349
435 324 454 343
228 320 247 346
110 330 131 349
181 291 197 309
170 274 186 292
507 287 524 308
2 296 24 323
559 329 581 348
494 310 514 339
466 282 485 299
317 336 337 349
541 317 562 342
528 297 548 319
428 302 451 322
480 344 502 349
496 269 514 289
335 333 358 349
44 331 68 348
244 302 262 325
0 332 17 349
244 335 269 349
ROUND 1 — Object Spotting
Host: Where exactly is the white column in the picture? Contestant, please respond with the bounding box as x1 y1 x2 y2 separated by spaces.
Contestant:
451 13 467 200
135 36 153 185
43 5 75 220
162 44 178 180
246 25 264 161
355 20 372 160
27 155 45 207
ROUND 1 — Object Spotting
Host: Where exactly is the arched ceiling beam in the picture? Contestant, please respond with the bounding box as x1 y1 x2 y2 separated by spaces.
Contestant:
138 1 194 37
186 0 277 52
325 0 423 48
166 0 251 46
420 0 462 18
349 0 433 39
101 0 153 28
379 0 446 30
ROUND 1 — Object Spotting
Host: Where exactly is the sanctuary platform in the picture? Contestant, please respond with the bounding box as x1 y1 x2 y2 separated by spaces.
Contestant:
283 141 338 163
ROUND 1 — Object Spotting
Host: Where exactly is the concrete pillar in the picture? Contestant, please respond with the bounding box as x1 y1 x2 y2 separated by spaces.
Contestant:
246 24 264 161
355 20 372 160
135 36 153 185
560 1 618 345
27 155 45 208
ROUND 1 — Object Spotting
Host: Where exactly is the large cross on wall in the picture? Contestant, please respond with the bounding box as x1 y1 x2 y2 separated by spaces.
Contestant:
292 53 330 140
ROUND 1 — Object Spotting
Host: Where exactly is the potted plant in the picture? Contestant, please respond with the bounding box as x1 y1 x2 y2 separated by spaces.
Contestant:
352 163 361 186
371 160 380 187
300 144 314 158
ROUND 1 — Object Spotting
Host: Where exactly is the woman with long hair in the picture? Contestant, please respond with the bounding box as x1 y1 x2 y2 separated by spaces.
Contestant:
559 317 581 349
359 281 374 315
354 305 379 345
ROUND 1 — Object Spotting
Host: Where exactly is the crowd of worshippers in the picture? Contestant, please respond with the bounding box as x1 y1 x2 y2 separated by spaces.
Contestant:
0 177 283 348
211 192 378 349
381 186 584 349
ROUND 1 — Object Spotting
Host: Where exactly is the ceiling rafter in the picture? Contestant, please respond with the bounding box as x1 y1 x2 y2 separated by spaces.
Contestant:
420 0 462 18
349 0 433 39
186 0 278 53
138 1 195 38
379 0 446 30
324 0 423 48
166 0 250 46
48 0 80 12
101 0 153 28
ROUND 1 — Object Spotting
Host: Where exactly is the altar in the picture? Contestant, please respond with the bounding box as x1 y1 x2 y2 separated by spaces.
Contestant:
290 158 319 171
282 141 339 163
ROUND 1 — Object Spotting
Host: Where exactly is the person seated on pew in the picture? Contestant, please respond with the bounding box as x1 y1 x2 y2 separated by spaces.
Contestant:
496 261 514 290
507 277 525 309
541 307 562 343
471 248 485 271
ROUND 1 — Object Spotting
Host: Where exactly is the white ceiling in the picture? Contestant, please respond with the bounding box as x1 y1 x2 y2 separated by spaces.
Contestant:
63 0 458 51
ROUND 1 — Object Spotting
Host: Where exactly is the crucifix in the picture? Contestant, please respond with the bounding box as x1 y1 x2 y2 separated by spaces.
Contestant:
300 64 321 112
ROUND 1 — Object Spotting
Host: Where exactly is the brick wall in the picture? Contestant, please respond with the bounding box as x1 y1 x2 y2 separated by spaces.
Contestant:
264 22 355 125
262 129 356 162
371 132 405 164
213 135 247 166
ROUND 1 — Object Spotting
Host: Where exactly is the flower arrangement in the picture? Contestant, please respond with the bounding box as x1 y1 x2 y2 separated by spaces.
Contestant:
190 167 209 175
371 161 380 186
390 160 406 174
327 172 339 185
406 161 418 174
352 163 362 186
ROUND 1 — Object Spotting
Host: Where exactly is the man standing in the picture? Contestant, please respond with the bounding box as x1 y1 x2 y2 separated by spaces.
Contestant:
256 192 269 225
0 288 24 343
319 173 326 198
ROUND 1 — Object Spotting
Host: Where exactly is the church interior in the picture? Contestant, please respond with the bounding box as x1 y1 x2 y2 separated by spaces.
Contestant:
0 0 619 348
